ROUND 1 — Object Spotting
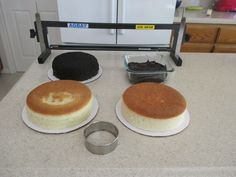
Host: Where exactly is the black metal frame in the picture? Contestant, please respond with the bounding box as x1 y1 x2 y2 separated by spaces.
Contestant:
30 13 186 66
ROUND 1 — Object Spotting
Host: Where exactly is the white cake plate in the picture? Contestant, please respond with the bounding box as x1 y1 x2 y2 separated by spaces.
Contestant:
115 99 190 137
21 98 99 134
47 66 102 84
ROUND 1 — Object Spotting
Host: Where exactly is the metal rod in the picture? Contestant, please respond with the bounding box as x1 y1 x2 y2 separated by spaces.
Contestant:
49 44 172 51
35 13 46 52
32 12 186 66
169 17 186 66
174 17 186 57
41 21 179 30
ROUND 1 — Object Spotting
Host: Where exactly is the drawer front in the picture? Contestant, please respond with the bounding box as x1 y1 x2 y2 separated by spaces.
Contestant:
186 24 219 43
181 43 214 53
213 44 236 53
216 26 236 44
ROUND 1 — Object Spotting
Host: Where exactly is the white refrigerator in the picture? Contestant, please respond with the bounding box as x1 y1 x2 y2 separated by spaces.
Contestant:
57 0 176 45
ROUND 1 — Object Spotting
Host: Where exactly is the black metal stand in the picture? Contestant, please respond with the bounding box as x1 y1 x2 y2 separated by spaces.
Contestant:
30 13 186 66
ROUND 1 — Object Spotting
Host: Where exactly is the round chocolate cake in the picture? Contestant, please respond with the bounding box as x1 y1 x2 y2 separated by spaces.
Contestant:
52 52 99 81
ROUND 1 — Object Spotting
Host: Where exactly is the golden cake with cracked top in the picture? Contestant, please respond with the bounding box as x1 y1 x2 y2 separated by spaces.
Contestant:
121 82 187 131
26 80 93 130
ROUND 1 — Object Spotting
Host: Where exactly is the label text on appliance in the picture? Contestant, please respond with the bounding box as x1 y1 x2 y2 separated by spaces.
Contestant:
135 25 155 30
67 23 89 29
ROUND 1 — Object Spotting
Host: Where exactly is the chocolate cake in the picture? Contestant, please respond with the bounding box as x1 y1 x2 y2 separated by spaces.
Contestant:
127 60 167 83
52 52 99 81
128 60 167 71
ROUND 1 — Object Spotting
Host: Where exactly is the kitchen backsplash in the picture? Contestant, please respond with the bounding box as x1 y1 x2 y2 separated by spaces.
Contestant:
181 0 216 8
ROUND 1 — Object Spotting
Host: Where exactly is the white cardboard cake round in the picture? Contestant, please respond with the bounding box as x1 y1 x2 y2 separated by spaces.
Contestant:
116 83 190 137
116 99 190 137
22 98 99 134
22 80 99 134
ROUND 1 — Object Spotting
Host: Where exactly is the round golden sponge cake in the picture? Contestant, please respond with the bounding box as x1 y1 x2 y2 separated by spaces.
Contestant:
121 82 187 131
26 80 93 130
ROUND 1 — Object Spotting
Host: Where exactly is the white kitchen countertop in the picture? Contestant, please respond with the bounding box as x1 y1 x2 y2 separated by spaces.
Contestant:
175 7 236 24
0 51 236 177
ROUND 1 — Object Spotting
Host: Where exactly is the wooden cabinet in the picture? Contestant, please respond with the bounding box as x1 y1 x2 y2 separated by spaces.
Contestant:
181 43 214 53
181 24 236 53
214 25 236 53
185 24 218 43
216 26 236 44
213 44 236 53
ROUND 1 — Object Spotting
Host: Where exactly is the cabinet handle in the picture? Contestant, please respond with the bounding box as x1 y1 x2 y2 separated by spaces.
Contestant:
110 0 116 34
184 34 191 42
119 0 126 34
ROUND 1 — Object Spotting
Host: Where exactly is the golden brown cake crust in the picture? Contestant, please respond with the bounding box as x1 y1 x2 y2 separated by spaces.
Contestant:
122 82 186 119
26 80 91 115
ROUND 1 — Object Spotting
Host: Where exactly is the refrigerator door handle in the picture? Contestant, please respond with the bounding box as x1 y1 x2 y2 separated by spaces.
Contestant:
119 0 126 34
109 0 116 34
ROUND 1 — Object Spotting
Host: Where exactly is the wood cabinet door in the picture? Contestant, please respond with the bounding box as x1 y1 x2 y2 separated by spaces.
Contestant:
181 43 214 53
216 26 236 44
185 24 219 43
213 44 236 53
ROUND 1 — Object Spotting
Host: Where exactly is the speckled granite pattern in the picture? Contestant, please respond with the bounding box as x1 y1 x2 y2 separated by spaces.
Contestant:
0 51 236 177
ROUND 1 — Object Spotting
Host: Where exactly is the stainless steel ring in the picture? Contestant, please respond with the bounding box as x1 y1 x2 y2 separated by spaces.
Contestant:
84 121 119 155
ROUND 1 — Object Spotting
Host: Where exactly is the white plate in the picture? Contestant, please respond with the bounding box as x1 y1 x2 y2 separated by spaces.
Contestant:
48 66 102 84
115 99 190 137
22 98 99 134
